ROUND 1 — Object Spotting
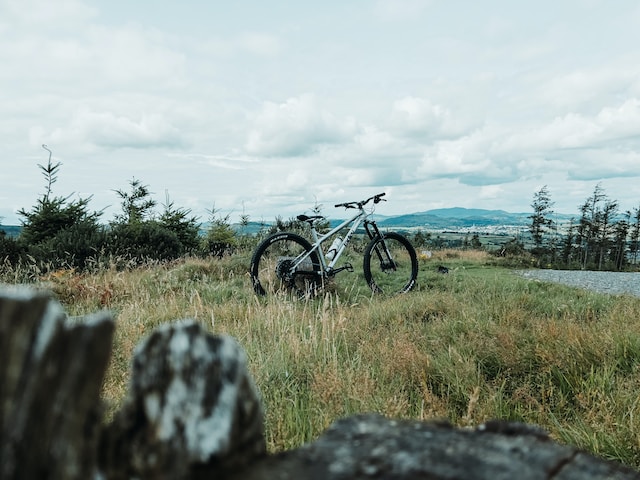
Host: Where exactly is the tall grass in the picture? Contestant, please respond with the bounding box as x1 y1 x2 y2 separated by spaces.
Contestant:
3 249 640 469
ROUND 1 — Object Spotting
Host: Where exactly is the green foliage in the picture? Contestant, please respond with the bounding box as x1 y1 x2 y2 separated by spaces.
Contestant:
16 151 103 270
267 215 308 236
0 229 24 264
106 221 182 262
158 194 201 255
201 205 237 258
412 230 431 247
112 178 156 224
528 185 555 252
19 195 101 245
498 238 525 257
107 181 202 262
28 220 107 270
629 207 640 265
469 233 482 250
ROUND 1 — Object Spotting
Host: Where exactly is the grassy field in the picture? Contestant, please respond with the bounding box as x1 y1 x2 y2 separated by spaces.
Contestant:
4 249 640 469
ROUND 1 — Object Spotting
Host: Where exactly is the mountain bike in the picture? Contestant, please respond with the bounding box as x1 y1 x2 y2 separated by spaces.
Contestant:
250 193 418 297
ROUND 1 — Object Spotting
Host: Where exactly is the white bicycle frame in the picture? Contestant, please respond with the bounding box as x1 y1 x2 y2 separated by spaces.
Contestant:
291 207 370 274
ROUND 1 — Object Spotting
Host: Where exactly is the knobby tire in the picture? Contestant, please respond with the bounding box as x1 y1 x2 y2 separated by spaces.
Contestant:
363 232 418 294
250 232 321 297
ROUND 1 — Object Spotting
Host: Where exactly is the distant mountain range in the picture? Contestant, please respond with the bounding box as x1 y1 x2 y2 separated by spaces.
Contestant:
2 208 577 237
374 207 537 229
245 207 576 232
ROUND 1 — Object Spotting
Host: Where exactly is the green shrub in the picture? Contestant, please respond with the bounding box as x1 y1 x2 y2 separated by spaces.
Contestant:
201 209 237 258
158 199 200 255
105 222 183 262
0 230 24 264
27 221 107 270
15 152 104 270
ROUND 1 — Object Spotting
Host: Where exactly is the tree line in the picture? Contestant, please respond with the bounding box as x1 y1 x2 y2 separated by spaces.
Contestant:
528 184 640 271
0 157 240 272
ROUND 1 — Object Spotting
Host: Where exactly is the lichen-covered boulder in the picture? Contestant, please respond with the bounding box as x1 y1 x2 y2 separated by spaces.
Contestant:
0 286 114 480
99 320 265 479
227 414 640 480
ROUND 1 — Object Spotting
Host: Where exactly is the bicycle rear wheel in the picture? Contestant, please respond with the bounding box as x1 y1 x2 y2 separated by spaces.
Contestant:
250 232 321 297
363 232 418 294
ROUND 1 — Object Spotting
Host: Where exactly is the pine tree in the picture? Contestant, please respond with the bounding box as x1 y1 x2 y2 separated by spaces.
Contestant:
112 178 157 225
158 192 201 255
17 146 103 269
201 204 237 258
528 186 555 255
629 206 640 266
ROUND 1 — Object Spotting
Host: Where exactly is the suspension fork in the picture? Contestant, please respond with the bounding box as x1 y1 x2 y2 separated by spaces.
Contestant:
364 219 382 240
364 220 394 268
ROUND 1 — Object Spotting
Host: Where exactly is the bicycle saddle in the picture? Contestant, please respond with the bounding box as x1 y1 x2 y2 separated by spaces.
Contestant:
297 214 325 223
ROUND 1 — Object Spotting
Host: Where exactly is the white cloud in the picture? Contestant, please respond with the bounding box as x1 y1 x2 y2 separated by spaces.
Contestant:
418 130 495 180
373 0 432 20
354 125 397 152
389 96 474 139
0 0 97 28
91 26 187 87
33 108 185 151
566 148 640 181
167 153 256 171
0 20 186 94
479 185 504 200
195 31 283 59
245 94 357 156
237 32 282 56
539 68 638 112
500 98 640 152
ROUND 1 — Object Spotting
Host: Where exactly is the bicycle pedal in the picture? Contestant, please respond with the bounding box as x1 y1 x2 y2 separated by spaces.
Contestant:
331 263 354 274
343 263 354 273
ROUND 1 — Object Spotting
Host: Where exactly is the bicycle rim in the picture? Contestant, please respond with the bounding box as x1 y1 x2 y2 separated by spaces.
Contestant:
250 233 320 297
363 233 418 294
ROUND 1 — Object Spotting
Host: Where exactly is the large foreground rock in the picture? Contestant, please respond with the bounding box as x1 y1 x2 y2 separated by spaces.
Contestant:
227 414 638 480
0 287 113 480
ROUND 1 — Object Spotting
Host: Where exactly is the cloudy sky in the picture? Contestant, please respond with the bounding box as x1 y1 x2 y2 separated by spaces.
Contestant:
2 0 640 225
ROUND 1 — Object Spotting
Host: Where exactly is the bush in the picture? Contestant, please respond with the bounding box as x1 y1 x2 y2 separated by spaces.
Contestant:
15 154 104 270
201 222 236 258
158 198 201 256
105 222 183 262
200 209 237 258
0 230 24 264
27 221 107 270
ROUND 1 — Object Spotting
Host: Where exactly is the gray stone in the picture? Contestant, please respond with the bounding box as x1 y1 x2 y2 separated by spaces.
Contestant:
99 320 265 479
225 414 640 480
0 286 114 480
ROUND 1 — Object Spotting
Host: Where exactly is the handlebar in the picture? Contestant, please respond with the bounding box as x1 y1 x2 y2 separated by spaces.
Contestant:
335 192 386 209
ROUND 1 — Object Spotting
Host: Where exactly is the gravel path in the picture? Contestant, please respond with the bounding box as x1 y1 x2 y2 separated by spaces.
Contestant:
515 270 640 298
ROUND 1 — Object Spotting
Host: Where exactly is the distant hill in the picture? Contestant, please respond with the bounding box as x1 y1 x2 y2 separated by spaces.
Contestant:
0 225 21 238
2 208 576 238
376 207 534 229
419 207 526 219
235 208 539 232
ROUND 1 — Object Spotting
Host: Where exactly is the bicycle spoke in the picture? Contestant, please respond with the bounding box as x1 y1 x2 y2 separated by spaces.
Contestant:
251 233 320 297
364 233 418 295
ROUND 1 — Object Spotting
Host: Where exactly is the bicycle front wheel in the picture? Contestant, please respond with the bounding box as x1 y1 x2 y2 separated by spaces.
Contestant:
250 232 321 297
363 232 418 294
